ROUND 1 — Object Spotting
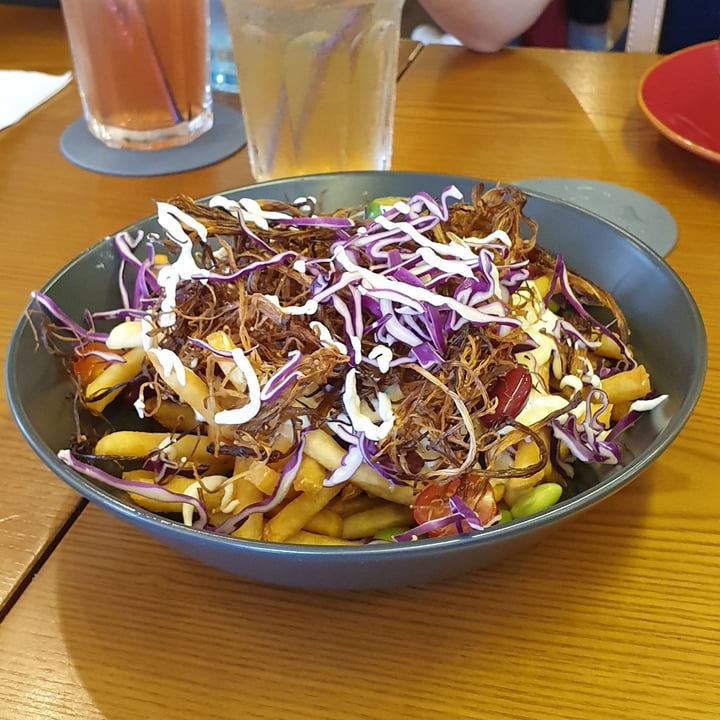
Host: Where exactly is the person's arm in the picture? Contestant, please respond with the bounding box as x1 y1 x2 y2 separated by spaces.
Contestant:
416 0 553 52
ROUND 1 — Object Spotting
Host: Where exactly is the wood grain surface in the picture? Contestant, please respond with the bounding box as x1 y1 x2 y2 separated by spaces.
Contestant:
1 6 719 720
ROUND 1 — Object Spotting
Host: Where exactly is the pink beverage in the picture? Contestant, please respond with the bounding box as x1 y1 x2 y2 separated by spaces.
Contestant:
60 0 212 150
223 0 403 181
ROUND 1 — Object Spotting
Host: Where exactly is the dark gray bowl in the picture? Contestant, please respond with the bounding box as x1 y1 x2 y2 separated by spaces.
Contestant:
5 171 706 590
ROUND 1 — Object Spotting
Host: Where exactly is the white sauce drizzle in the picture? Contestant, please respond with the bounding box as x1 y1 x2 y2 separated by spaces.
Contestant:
213 348 261 425
182 481 200 527
342 368 395 441
560 375 583 393
207 194 292 230
368 345 393 374
106 320 144 349
133 390 145 419
515 387 569 426
292 195 317 214
263 294 319 316
149 348 187 387
141 316 156 351
155 202 211 328
310 321 348 355
630 394 668 412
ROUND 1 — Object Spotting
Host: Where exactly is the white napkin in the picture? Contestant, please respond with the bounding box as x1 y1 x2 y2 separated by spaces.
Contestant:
410 24 463 47
0 70 73 131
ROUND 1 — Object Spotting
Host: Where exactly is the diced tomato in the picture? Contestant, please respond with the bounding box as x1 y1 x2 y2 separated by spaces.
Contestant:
462 475 498 525
71 341 111 385
412 479 462 537
412 474 498 538
484 366 532 425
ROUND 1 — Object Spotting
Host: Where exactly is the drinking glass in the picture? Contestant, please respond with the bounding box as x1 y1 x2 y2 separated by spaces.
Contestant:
221 0 404 181
60 0 213 150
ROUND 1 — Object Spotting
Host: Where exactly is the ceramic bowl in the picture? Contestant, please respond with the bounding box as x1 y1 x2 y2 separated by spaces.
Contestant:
5 171 706 590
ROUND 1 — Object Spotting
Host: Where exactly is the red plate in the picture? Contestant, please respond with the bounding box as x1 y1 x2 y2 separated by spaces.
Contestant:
638 40 720 163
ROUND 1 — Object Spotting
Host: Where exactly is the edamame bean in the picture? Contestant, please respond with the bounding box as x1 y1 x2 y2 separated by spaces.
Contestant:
510 483 563 519
366 196 405 219
373 525 411 542
499 509 514 524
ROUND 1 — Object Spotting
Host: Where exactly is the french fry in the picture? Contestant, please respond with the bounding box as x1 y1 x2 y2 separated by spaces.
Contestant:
230 461 265 540
285 530 360 546
123 469 194 514
600 364 651 404
304 429 413 505
503 437 545 507
95 431 232 474
597 333 627 361
146 348 216 425
85 347 145 413
610 400 633 423
292 454 328 495
303 508 343 537
234 456 280 495
206 330 254 394
263 483 345 543
206 331 235 352
342 503 414 540
144 397 200 433
96 430 183 457
489 478 505 502
328 493 387 518
231 516 264 540
515 436 543 478
532 274 552 298
590 401 613 429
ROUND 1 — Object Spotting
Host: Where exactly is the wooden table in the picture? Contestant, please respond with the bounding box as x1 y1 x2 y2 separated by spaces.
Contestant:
1 6 718 719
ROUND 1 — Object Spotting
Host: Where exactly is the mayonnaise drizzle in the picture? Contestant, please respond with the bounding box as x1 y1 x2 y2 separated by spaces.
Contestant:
368 344 393 374
106 320 144 349
263 294 319 316
310 321 348 355
630 395 668 412
374 213 478 260
207 194 292 230
213 348 261 425
155 202 211 328
342 368 395 441
149 348 187 387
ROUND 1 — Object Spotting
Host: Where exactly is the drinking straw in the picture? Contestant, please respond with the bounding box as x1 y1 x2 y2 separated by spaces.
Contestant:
106 0 183 122
264 4 371 172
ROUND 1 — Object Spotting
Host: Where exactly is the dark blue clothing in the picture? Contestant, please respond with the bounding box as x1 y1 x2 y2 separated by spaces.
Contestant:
659 0 720 53
615 0 720 53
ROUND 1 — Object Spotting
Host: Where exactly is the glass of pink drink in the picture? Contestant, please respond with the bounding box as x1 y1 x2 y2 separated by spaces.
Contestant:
60 0 213 150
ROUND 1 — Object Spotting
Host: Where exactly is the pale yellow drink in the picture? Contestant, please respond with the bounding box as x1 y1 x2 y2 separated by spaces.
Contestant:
223 0 403 181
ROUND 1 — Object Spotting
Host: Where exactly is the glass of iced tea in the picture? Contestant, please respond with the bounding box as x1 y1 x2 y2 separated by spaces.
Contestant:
221 0 404 181
60 0 213 151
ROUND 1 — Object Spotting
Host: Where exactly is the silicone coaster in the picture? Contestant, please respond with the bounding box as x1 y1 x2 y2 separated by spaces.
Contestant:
59 103 246 177
512 178 677 257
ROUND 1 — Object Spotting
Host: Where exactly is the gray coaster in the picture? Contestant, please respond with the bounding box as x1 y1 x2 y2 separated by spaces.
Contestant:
513 178 678 257
59 104 246 177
